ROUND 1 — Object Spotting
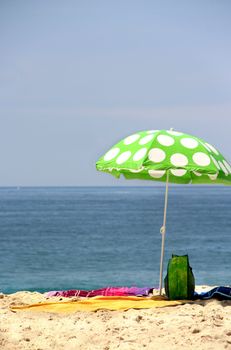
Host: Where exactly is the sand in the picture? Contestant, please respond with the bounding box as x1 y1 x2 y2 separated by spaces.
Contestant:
0 286 231 350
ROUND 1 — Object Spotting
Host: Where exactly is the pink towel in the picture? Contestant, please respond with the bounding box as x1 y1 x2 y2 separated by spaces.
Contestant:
46 286 153 298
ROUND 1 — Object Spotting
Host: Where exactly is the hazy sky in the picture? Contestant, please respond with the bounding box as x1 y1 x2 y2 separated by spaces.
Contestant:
1 0 231 186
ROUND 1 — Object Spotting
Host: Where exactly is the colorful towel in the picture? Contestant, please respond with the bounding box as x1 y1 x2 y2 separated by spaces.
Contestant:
11 295 185 313
46 286 153 298
195 286 231 300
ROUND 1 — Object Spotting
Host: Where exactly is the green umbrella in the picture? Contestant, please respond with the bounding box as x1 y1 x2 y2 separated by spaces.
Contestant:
96 129 231 294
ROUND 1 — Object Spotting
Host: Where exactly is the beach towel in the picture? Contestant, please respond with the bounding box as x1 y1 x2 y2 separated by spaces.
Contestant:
11 295 185 313
46 286 153 298
195 286 231 300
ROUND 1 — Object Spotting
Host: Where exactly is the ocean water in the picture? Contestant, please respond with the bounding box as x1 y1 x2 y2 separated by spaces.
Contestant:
0 186 230 294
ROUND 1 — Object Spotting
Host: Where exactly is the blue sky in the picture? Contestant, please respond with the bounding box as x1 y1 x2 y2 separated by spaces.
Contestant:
1 0 231 185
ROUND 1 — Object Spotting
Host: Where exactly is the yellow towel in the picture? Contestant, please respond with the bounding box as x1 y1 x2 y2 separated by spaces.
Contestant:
11 295 185 313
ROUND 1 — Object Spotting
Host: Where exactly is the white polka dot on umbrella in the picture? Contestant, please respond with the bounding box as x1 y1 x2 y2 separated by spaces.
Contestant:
210 155 220 170
170 169 187 177
180 138 198 149
223 160 231 174
104 148 120 161
147 130 159 134
139 135 155 145
166 130 183 136
148 170 166 178
116 151 132 164
205 143 219 155
124 134 140 145
170 153 188 167
148 148 166 163
193 171 202 177
218 161 229 175
193 152 211 167
208 173 218 181
133 148 148 161
157 135 175 147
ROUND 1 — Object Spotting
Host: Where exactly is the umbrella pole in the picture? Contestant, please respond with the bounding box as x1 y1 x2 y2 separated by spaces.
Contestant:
159 170 170 295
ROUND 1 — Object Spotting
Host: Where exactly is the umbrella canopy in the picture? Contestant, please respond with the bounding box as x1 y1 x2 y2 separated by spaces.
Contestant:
96 129 231 184
96 129 231 294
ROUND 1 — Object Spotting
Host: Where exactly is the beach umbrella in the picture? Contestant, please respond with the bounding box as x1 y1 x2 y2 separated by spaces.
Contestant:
96 129 231 294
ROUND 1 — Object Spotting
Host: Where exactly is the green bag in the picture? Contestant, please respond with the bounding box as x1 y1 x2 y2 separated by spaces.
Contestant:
164 255 195 300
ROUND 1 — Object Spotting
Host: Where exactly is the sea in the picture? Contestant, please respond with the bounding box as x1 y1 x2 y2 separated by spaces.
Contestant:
0 186 230 294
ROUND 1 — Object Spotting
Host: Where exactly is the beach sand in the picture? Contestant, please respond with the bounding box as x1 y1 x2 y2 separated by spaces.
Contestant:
0 286 231 350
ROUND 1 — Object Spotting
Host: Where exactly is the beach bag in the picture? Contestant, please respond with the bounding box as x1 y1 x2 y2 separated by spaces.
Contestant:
164 254 195 300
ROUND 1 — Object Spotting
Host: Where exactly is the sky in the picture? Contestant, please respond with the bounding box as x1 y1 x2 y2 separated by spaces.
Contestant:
1 0 231 186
